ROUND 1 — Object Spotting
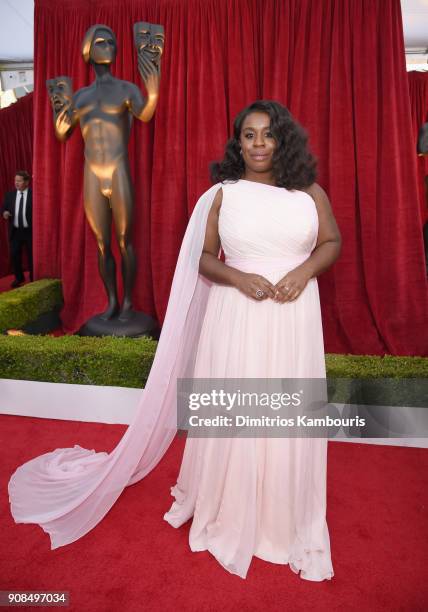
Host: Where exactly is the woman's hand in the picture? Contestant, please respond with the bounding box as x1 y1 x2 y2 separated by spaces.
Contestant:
233 271 277 301
273 268 312 303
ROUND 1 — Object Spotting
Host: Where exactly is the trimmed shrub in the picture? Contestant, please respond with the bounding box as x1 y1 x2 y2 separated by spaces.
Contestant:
0 333 426 390
0 279 62 332
325 353 428 378
0 334 157 388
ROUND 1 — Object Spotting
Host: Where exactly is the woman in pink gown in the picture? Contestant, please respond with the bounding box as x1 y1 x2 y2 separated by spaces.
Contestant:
164 101 341 580
8 100 341 581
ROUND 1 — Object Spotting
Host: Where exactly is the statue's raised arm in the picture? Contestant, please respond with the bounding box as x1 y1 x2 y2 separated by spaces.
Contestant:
46 76 77 142
130 22 165 122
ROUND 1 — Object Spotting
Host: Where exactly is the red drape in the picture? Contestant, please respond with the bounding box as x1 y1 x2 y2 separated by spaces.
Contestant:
0 93 34 277
408 71 428 226
32 0 428 355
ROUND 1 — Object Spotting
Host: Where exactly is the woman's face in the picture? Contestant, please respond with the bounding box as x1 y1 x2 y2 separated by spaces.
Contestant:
239 112 276 175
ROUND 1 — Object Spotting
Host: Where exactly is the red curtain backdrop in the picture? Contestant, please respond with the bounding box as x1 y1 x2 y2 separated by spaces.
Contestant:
0 93 34 277
32 0 428 355
408 71 428 226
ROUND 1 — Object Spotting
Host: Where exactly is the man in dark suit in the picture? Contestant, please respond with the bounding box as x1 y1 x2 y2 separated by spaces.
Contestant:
2 170 33 288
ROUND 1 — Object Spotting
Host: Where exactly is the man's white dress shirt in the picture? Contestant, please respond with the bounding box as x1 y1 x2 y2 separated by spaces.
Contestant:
13 188 29 228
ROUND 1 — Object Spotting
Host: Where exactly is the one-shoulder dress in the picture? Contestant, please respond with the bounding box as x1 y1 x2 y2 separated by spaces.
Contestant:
164 179 334 581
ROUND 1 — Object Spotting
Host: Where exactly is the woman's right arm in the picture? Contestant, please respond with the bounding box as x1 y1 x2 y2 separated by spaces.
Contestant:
199 188 276 299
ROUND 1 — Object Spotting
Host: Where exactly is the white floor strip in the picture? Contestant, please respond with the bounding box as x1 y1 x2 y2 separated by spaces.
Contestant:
0 378 142 425
0 379 427 448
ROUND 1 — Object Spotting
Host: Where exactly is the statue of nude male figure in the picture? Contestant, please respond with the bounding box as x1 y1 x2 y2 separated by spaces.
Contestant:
47 23 164 326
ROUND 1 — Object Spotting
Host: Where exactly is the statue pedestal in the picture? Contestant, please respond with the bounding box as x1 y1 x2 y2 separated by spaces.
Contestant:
77 310 160 339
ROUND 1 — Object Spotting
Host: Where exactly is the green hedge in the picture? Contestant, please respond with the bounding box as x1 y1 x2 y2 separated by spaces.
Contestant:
0 335 157 388
0 279 63 332
325 353 428 378
0 332 426 389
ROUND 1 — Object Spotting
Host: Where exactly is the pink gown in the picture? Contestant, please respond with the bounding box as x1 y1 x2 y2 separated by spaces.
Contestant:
163 180 334 580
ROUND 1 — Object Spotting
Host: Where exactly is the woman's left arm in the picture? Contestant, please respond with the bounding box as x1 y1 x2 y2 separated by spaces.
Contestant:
274 183 342 302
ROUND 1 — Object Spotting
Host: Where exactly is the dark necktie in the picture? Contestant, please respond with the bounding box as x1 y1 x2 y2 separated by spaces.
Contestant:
18 192 24 228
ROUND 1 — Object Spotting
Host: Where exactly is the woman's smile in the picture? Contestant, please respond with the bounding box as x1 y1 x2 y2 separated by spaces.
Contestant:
250 153 270 160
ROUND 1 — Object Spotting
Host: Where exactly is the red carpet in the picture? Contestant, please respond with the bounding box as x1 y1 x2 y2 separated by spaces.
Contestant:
1 414 427 611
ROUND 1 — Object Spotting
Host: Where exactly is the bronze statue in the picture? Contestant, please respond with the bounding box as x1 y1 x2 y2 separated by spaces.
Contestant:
46 23 164 332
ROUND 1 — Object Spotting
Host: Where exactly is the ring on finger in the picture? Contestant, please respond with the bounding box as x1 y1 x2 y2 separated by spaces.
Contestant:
256 289 264 298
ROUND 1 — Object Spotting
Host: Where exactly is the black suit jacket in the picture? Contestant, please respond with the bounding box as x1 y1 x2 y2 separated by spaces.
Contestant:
2 188 33 238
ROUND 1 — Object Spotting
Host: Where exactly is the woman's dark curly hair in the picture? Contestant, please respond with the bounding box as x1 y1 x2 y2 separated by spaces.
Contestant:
210 100 317 189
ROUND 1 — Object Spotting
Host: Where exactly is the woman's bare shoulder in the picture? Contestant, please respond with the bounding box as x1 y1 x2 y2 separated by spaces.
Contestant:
300 182 332 212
